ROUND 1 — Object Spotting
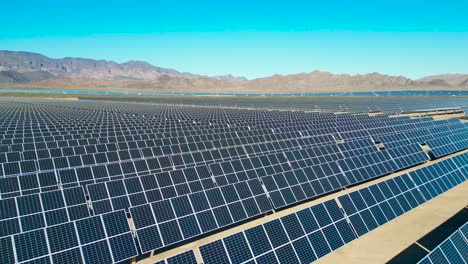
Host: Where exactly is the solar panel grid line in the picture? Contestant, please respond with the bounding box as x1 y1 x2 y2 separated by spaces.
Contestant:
281 216 316 260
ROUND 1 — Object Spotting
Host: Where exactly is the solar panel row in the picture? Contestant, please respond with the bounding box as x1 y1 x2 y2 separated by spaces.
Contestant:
417 221 468 264
82 96 468 114
0 99 466 264
198 152 468 264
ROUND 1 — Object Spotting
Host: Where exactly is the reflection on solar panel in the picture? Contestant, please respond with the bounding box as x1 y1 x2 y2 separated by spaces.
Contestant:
417 221 468 264
0 98 466 263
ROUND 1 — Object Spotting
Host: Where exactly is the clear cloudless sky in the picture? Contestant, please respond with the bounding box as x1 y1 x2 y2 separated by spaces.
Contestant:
1 0 468 79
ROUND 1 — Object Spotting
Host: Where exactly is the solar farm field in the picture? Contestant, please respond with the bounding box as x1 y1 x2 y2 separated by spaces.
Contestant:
0 97 467 264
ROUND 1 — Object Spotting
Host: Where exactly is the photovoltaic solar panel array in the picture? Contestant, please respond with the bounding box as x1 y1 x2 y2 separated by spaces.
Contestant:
0 98 466 264
417 221 468 264
84 96 468 115
1 210 137 264
199 153 468 264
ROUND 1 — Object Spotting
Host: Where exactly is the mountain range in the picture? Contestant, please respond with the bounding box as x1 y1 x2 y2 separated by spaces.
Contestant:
1 50 467 93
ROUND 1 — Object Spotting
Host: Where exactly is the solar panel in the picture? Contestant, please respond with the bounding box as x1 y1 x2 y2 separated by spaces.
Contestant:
153 250 198 264
198 152 467 264
1 210 137 264
0 98 466 263
417 222 468 264
0 187 90 238
199 199 356 264
130 179 273 253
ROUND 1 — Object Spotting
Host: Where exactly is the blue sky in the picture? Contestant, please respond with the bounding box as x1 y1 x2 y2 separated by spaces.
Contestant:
1 0 468 79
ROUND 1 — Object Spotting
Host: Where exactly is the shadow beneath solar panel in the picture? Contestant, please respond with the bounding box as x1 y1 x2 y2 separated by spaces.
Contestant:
426 151 437 160
116 258 138 264
387 207 468 264
420 144 437 160
134 250 151 262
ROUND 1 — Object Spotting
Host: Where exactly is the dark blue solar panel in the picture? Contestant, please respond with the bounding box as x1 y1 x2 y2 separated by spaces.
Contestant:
14 229 49 263
296 208 319 233
131 204 155 229
323 224 344 250
310 203 333 227
109 233 138 262
439 238 464 264
256 252 278 264
17 194 41 215
0 218 20 237
335 219 357 243
137 226 163 253
152 200 176 223
172 196 194 217
21 213 45 231
0 237 15 264
0 99 466 264
82 240 113 264
213 206 233 227
280 214 305 241
308 230 331 258
179 215 201 238
244 226 272 256
292 237 317 263
264 219 289 248
102 210 129 236
276 244 300 264
200 240 230 264
46 222 78 253
450 232 468 262
160 220 183 245
52 248 83 264
196 210 218 233
166 250 198 264
76 216 106 244
224 232 253 264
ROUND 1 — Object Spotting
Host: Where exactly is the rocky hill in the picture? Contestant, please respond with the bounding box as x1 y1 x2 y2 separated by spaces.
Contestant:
417 74 468 88
0 50 464 93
